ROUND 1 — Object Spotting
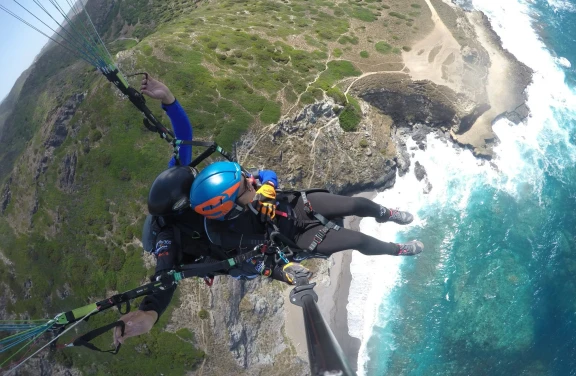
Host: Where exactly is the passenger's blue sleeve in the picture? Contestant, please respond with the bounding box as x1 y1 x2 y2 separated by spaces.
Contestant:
257 170 278 187
162 99 193 166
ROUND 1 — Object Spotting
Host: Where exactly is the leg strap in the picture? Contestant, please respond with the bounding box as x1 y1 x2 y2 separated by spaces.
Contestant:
301 192 341 252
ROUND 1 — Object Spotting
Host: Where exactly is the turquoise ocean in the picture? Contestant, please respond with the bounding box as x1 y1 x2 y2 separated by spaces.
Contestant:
348 1 576 375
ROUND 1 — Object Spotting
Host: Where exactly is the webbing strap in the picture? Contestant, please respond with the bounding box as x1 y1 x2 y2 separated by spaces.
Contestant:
178 248 263 279
300 191 341 252
72 320 125 354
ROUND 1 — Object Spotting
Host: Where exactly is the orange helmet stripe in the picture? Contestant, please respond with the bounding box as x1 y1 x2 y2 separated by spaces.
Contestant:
193 181 241 219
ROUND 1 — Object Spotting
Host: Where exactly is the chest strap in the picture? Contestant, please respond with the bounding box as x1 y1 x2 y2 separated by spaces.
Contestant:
300 192 341 252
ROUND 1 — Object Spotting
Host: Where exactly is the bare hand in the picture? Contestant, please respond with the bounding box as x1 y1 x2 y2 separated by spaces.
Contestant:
113 310 158 346
140 74 176 105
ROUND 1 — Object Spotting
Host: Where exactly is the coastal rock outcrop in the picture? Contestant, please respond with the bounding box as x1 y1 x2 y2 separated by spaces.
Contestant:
414 161 433 194
352 73 486 135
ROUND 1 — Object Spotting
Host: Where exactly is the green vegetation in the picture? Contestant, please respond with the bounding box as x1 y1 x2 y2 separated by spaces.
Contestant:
347 6 379 22
360 50 369 58
375 41 394 54
176 328 196 341
402 46 412 52
51 301 205 374
338 35 360 45
108 39 138 55
359 138 369 148
389 11 410 20
339 95 362 132
198 309 209 319
326 87 347 106
315 60 362 90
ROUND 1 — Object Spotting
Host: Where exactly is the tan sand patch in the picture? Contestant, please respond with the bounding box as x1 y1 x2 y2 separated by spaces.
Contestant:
402 0 464 93
451 11 524 153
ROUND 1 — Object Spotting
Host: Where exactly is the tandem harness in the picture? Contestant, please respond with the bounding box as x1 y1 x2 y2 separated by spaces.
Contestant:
272 189 342 253
299 191 342 252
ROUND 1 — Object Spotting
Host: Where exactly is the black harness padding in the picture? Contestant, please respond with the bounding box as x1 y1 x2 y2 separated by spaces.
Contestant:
277 189 342 252
146 212 222 261
205 211 268 250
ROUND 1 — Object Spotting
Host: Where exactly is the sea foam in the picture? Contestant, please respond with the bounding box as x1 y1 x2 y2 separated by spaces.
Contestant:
350 136 500 375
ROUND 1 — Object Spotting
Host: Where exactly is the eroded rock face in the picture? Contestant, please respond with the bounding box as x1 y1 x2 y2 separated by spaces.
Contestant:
494 103 531 125
58 152 78 193
1 176 12 214
238 99 398 195
36 93 85 183
455 103 491 134
211 277 289 369
168 276 307 376
354 74 486 135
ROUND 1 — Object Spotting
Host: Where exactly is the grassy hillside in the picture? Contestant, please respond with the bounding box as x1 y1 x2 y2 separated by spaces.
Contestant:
0 0 433 373
0 66 32 139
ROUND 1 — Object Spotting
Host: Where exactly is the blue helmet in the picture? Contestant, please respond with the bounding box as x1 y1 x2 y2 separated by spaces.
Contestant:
190 161 244 221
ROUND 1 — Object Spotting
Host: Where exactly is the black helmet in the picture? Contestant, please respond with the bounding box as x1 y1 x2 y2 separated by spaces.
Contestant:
148 166 197 216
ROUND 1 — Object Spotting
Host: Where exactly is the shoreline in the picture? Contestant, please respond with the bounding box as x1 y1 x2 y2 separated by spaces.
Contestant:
283 192 377 372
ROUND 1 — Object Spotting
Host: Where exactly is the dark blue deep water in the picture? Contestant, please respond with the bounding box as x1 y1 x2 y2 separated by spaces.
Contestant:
355 1 576 375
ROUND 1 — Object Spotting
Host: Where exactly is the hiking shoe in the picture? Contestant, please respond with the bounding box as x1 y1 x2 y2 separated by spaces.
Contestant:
397 240 424 256
377 209 414 225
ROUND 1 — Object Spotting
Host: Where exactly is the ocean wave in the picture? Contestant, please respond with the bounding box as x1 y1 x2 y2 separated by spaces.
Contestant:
546 0 576 13
350 137 500 375
556 56 572 68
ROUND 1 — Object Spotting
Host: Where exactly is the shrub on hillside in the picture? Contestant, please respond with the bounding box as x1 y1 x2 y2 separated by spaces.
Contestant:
339 96 362 132
375 41 393 54
389 11 408 20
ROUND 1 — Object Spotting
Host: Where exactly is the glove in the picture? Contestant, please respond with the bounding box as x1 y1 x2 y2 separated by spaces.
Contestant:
252 183 277 221
273 262 312 285
257 170 278 187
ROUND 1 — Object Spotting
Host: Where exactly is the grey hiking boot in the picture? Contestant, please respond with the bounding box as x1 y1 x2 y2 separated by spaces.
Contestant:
377 209 414 225
397 240 424 256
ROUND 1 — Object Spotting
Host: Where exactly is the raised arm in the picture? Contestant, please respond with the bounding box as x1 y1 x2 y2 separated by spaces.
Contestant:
141 75 193 166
